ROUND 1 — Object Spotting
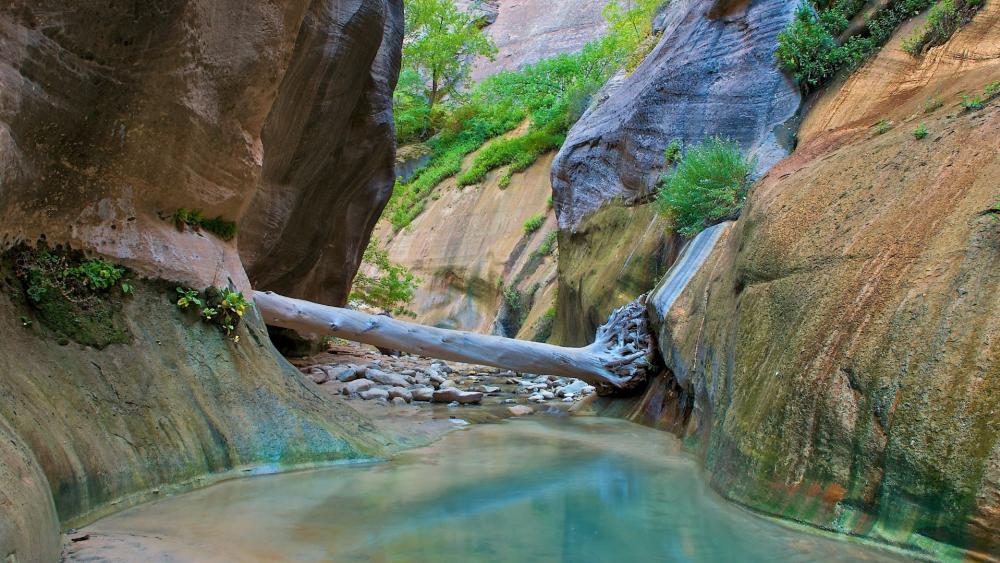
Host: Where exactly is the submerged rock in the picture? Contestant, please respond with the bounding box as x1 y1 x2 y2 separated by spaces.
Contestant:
507 405 534 416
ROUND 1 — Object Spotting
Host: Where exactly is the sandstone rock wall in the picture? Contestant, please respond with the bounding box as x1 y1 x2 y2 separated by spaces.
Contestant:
468 0 611 80
0 1 402 559
607 4 1000 555
241 0 404 306
377 149 557 336
549 0 801 344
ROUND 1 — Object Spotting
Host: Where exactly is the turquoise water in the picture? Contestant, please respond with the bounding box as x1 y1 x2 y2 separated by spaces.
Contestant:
74 417 908 562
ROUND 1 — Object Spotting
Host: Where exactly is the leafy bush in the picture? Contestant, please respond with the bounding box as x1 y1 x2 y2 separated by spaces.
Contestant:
349 238 421 317
913 123 929 139
875 119 893 134
457 126 565 186
663 138 682 165
171 208 238 241
924 96 944 113
777 0 944 91
533 231 558 257
902 0 984 56
655 136 755 237
961 93 984 110
523 214 545 235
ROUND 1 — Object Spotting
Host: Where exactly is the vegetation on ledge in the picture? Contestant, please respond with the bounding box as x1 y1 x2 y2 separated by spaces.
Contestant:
6 246 133 348
171 208 238 241
655 137 754 237
776 0 982 92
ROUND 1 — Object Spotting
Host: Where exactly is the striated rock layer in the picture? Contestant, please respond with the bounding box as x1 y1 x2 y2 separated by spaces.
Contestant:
549 0 800 344
0 0 402 559
604 5 1000 556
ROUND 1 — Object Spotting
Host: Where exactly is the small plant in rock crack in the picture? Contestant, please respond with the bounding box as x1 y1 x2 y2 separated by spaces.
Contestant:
523 214 545 234
663 138 682 165
875 119 893 135
960 93 984 111
174 286 248 341
913 123 929 140
924 96 944 113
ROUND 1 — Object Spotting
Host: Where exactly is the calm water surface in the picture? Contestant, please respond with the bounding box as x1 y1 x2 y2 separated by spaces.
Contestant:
79 416 908 562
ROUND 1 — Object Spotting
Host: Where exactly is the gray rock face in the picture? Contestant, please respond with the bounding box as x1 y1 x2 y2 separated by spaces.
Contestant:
241 0 404 306
551 0 801 231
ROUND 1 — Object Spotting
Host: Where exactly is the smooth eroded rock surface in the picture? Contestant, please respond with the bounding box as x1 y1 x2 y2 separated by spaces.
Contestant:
241 0 403 306
605 5 1000 554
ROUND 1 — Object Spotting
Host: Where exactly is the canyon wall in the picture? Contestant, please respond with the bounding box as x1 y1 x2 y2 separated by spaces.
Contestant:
550 0 801 344
606 4 1000 556
378 147 558 339
0 1 402 560
468 0 611 80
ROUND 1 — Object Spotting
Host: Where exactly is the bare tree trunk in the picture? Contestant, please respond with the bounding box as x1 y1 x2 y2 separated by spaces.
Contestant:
254 291 655 393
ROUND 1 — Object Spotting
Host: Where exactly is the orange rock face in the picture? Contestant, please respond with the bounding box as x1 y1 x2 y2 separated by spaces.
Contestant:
619 4 1000 555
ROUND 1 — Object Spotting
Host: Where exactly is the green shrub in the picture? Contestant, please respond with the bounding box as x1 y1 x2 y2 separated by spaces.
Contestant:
537 231 558 256
664 138 682 165
776 6 841 89
984 81 1000 101
655 136 755 237
456 127 565 186
924 96 944 113
349 238 421 317
523 214 545 235
171 208 238 241
902 0 984 56
777 0 944 91
875 119 893 134
961 93 984 110
913 123 929 139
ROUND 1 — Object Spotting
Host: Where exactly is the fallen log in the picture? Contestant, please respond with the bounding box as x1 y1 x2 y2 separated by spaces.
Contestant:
253 290 656 393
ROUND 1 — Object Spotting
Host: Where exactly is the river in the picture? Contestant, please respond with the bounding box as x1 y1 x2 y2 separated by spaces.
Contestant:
66 416 910 562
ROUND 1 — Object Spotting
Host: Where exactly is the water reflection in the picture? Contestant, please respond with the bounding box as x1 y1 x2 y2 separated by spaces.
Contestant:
79 417 907 562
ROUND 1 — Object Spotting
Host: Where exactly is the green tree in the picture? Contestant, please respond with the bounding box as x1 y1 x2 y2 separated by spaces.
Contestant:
403 0 497 115
601 0 663 52
349 238 422 317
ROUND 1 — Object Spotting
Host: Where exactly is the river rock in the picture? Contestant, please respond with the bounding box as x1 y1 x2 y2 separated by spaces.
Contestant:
306 368 330 385
343 379 375 395
360 388 390 401
557 379 589 397
388 387 412 403
365 368 410 388
529 393 545 402
480 385 501 394
507 405 534 416
440 380 458 389
391 397 408 407
410 386 435 402
433 389 483 404
541 391 555 400
332 364 363 382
